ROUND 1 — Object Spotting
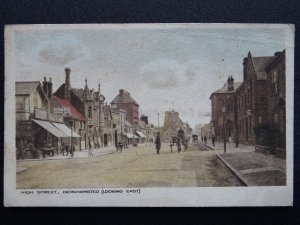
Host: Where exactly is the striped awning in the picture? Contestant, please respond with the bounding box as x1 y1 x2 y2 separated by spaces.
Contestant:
51 122 81 138
125 133 138 139
32 119 68 137
136 131 146 138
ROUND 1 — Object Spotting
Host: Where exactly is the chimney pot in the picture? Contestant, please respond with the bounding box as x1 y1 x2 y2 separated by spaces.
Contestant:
49 77 52 83
44 77 46 82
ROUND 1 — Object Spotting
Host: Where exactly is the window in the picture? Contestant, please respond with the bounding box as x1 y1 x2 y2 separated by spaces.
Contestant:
272 69 279 94
88 106 92 118
16 97 25 110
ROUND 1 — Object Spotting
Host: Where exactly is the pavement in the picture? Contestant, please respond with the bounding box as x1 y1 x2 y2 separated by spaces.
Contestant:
17 146 117 162
201 141 286 186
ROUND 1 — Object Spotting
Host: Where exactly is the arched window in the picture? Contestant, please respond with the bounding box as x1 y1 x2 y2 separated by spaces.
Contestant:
88 106 92 118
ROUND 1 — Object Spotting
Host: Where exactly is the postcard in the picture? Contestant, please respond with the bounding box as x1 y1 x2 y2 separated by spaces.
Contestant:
4 23 294 206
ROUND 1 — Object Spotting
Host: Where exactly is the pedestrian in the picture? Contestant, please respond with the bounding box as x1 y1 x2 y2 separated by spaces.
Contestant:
204 136 207 144
65 145 69 156
60 143 65 156
176 134 181 153
71 145 75 158
88 147 93 157
155 132 161 154
211 136 215 147
235 131 239 148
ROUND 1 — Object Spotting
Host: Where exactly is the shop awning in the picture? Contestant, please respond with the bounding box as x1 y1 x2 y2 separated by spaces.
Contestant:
51 122 81 138
136 131 146 138
125 133 138 139
32 119 68 137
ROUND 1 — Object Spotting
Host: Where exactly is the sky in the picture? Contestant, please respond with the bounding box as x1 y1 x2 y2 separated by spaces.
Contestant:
14 24 287 128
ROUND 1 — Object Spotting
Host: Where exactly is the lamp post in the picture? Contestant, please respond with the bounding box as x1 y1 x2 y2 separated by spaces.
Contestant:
69 119 74 157
221 104 226 153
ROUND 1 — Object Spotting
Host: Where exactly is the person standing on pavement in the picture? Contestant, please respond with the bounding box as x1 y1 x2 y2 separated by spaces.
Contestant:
65 145 69 156
71 145 75 158
211 136 215 147
204 136 207 144
155 132 161 154
60 143 65 156
235 131 239 148
176 134 181 153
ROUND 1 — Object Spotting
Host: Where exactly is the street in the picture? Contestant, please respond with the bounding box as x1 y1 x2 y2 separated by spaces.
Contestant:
16 143 242 189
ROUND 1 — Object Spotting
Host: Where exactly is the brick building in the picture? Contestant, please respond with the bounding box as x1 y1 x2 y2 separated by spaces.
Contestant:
209 77 242 142
265 50 286 155
111 89 139 126
235 52 275 144
210 50 286 150
54 68 106 149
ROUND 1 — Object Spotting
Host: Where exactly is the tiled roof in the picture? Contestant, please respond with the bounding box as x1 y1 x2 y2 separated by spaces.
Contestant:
111 90 139 105
15 81 41 95
252 56 275 80
52 96 85 121
72 88 84 100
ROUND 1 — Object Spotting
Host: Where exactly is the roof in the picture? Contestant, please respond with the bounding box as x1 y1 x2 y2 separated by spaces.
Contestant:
16 81 41 95
252 56 275 80
210 82 243 96
72 88 84 101
52 96 85 121
111 90 139 105
82 83 92 100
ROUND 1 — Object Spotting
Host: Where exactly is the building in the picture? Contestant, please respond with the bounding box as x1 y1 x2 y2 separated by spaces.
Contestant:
54 68 106 149
235 52 275 145
209 50 286 151
16 80 80 159
265 50 286 156
111 89 139 127
209 77 242 142
161 109 191 142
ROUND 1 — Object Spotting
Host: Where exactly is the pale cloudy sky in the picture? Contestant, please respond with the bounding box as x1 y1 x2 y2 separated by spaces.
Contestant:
14 24 287 128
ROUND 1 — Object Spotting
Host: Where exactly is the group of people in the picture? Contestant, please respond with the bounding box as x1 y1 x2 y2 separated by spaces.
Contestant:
201 135 215 147
155 127 188 154
60 142 75 157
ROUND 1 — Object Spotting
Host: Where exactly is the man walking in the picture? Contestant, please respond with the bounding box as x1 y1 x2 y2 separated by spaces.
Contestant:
211 136 215 147
204 136 207 144
155 132 161 154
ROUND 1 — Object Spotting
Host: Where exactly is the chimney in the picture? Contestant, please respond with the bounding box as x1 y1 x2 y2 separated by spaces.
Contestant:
42 77 53 98
42 77 47 96
65 67 71 101
227 76 234 91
